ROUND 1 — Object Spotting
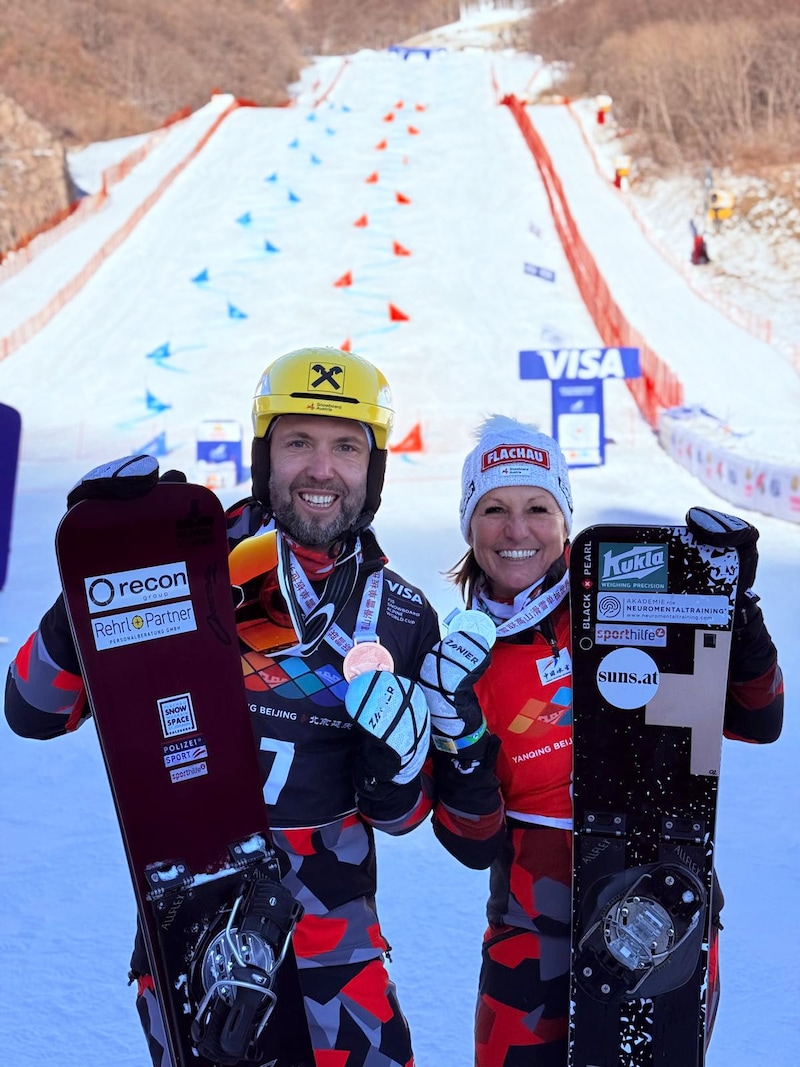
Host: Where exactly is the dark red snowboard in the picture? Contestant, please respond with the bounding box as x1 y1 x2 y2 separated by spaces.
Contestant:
56 474 311 1066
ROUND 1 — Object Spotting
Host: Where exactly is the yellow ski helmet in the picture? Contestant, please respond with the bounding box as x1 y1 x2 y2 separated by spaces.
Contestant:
252 347 394 447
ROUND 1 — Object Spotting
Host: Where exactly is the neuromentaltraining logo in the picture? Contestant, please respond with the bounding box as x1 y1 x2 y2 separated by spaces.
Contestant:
599 543 668 591
84 562 190 614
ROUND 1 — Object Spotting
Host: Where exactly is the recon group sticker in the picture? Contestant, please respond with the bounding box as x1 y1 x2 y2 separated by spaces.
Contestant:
599 543 668 591
84 561 190 614
158 692 198 739
595 623 667 647
597 592 730 627
596 647 660 709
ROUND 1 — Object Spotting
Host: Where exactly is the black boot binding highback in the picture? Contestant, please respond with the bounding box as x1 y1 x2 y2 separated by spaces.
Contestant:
190 866 304 1065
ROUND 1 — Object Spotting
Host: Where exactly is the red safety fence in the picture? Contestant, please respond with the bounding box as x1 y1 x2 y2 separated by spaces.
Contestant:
501 94 684 427
0 111 192 280
0 98 256 364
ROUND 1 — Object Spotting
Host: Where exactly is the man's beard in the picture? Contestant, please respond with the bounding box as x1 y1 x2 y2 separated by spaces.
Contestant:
269 477 366 547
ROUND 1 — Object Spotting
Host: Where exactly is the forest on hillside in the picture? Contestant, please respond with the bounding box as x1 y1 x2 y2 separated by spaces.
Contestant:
1 1 798 257
528 0 800 165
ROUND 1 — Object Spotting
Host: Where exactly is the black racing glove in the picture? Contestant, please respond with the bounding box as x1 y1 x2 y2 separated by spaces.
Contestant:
344 671 431 785
66 455 186 509
686 506 776 683
685 506 759 629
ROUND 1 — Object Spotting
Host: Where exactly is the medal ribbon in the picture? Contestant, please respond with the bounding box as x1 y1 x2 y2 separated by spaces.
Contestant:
277 532 384 657
471 571 569 638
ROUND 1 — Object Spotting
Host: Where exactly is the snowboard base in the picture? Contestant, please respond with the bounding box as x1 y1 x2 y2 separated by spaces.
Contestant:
568 523 738 1066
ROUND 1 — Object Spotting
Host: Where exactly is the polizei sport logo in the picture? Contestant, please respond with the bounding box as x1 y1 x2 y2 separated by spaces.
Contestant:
599 543 668 591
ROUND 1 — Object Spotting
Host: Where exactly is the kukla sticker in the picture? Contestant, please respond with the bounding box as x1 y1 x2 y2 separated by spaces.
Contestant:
596 647 660 709
599 543 668 591
158 692 198 738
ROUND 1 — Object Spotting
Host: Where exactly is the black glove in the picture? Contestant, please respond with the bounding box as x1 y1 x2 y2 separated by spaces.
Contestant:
344 671 430 785
67 456 186 509
685 506 759 628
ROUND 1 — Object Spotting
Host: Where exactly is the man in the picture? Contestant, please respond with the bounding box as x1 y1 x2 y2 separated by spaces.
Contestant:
5 346 445 1066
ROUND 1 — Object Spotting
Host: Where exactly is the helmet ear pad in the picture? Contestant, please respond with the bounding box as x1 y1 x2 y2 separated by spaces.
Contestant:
358 448 386 531
250 433 386 531
251 434 272 511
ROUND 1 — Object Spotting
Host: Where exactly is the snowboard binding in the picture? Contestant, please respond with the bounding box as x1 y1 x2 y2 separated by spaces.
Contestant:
574 862 706 1003
190 866 304 1065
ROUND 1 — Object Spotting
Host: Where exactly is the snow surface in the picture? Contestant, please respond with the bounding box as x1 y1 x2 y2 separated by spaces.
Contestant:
1 13 798 1067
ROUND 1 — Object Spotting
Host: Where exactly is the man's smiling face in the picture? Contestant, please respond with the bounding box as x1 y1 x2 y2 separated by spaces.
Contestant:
268 414 370 546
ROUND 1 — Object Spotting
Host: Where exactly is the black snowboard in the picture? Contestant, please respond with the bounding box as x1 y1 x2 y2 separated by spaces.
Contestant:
56 472 313 1066
568 524 738 1066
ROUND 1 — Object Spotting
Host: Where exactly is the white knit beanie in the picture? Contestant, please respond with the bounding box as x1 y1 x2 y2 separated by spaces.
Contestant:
459 415 573 540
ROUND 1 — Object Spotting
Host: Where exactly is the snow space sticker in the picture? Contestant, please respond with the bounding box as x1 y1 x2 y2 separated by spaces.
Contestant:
158 692 198 738
596 647 660 709
596 591 729 626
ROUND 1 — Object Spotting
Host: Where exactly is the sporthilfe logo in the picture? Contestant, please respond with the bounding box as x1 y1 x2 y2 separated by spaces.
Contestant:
599 543 668 591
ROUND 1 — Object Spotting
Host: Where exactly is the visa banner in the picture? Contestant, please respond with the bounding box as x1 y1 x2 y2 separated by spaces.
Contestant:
519 347 641 380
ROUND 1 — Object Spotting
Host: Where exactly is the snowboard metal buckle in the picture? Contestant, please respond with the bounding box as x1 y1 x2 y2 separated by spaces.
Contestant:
190 868 303 1064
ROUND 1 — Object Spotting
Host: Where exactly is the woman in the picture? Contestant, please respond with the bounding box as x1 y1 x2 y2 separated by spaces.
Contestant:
429 414 784 1067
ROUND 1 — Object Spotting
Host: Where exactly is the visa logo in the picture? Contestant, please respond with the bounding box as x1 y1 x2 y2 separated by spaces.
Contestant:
519 347 640 381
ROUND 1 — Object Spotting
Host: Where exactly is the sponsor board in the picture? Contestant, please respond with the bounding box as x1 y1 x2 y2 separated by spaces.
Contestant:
599 543 668 591
158 692 198 739
84 561 189 614
92 601 196 650
169 761 208 784
596 592 730 627
594 623 667 647
596 647 660 709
